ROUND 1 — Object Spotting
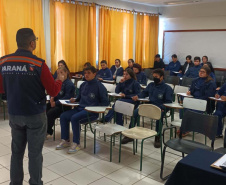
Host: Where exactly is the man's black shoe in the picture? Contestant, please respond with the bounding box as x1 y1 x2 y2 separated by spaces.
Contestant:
154 136 161 148
121 136 134 144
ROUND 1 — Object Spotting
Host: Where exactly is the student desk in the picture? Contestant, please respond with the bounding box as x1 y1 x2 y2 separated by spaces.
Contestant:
165 148 226 185
208 97 226 114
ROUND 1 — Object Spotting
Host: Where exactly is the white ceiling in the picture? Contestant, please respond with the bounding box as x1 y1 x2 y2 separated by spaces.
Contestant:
118 0 226 7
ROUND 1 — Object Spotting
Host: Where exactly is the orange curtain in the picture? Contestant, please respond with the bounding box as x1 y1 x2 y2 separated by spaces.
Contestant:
0 0 46 59
99 7 134 69
50 0 96 73
135 14 159 68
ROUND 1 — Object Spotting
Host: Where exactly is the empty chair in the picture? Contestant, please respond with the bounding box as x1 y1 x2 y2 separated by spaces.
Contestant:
164 70 170 77
94 100 135 161
160 110 218 180
181 77 194 87
144 68 152 78
102 83 116 93
174 85 189 103
170 97 207 127
119 104 162 171
164 76 180 86
215 75 224 87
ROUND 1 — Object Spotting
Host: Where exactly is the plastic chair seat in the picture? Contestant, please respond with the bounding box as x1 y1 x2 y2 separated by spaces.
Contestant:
95 124 128 135
166 138 212 154
122 127 157 140
214 147 226 154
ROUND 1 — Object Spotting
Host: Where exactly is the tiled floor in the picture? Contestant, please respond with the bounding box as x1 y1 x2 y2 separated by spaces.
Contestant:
0 109 225 185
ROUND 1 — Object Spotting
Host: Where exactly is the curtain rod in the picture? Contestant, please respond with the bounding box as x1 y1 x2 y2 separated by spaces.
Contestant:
55 0 160 16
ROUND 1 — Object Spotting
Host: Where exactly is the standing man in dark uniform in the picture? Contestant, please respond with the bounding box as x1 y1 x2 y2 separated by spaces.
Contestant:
0 28 64 185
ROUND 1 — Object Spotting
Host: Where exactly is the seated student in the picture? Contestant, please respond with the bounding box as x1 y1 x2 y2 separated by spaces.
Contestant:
102 68 141 125
122 69 173 147
178 55 193 77
165 54 181 76
214 83 226 138
110 59 124 80
125 59 134 70
133 63 147 85
184 56 201 78
46 67 75 137
201 56 214 73
153 54 165 70
53 60 70 79
203 62 216 82
75 62 91 79
56 66 109 153
96 60 113 80
187 65 216 114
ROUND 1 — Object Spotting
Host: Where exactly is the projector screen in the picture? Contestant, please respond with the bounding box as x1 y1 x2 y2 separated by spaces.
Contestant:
163 30 226 69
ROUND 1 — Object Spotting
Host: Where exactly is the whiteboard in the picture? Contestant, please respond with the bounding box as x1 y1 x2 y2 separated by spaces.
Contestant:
163 31 226 68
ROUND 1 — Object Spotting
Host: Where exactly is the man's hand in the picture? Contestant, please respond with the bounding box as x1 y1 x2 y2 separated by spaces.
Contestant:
120 93 125 98
215 94 220 99
98 78 103 81
132 96 138 101
70 98 76 103
221 95 226 101
119 77 125 83
187 91 191 95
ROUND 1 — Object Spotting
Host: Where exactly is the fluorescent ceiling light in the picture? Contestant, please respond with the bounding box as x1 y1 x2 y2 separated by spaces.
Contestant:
165 0 200 5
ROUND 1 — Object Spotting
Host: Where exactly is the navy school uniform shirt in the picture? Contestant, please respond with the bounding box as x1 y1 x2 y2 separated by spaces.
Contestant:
96 68 113 80
110 65 123 77
115 78 141 99
181 61 194 75
54 78 75 106
137 81 173 110
154 59 165 69
166 61 181 76
216 83 226 112
136 72 147 85
184 65 201 78
189 77 216 100
76 78 109 108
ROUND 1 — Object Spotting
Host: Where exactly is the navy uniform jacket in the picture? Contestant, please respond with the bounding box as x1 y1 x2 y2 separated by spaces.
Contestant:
110 65 123 77
210 72 216 82
138 81 173 110
181 62 194 75
76 78 109 108
166 61 181 76
154 59 165 69
97 68 113 80
136 72 147 85
190 77 216 100
54 78 75 106
184 65 201 78
216 83 226 113
115 78 141 99
0 49 62 116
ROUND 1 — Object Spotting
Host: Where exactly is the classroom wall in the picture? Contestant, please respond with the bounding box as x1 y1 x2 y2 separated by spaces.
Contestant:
158 1 226 65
